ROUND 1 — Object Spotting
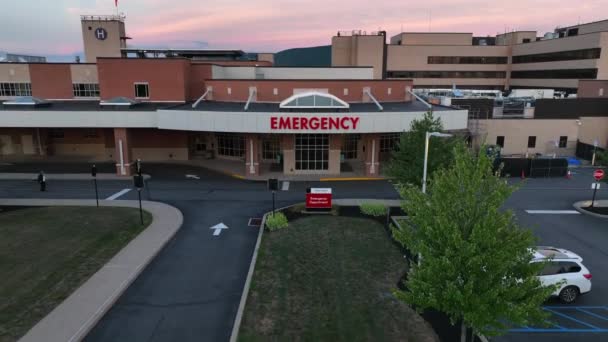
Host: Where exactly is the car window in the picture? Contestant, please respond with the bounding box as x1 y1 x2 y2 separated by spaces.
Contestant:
559 262 581 273
540 262 562 276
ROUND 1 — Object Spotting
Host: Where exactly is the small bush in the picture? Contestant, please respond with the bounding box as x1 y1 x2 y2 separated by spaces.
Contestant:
266 212 288 231
360 202 387 217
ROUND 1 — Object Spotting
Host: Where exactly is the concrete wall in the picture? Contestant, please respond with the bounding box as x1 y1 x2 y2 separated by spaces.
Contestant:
257 53 275 64
331 35 385 79
0 63 30 82
578 116 608 148
129 129 189 161
81 17 126 63
70 64 99 83
578 80 608 98
395 33 473 46
475 119 580 155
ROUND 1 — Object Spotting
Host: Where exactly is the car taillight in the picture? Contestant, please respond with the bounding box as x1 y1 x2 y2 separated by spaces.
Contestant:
583 274 592 280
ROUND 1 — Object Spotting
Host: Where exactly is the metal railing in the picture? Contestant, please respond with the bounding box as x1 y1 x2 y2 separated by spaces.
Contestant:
80 15 125 22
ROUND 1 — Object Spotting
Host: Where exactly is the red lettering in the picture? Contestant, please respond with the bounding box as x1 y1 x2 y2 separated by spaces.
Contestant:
350 117 359 130
309 117 320 129
321 117 329 130
300 117 309 129
293 117 300 129
270 117 278 129
340 117 350 129
279 117 291 129
329 117 340 130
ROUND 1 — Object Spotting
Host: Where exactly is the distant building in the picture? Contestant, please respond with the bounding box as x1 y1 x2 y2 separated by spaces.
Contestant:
332 19 608 92
0 52 46 63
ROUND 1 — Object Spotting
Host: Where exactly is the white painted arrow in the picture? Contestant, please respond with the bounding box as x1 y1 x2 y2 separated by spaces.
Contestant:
210 222 229 236
186 174 200 180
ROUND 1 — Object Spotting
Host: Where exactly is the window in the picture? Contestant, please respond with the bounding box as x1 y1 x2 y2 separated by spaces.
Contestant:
387 71 507 79
295 134 329 170
540 262 562 276
380 133 401 152
73 83 100 97
280 92 349 109
48 129 64 139
599 88 604 97
559 136 568 148
496 136 505 148
522 38 531 43
343 88 349 96
512 48 601 64
84 128 99 138
559 262 581 273
342 134 360 159
216 133 245 157
0 82 32 96
134 83 149 98
427 56 508 64
528 136 536 148
387 87 392 95
227 87 232 95
273 88 278 95
567 28 579 37
262 136 281 160
510 69 598 79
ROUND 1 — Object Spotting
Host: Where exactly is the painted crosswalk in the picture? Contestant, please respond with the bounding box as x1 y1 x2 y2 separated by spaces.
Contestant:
105 188 132 200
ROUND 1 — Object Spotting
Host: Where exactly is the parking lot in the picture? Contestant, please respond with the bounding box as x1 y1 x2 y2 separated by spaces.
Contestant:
0 163 605 342
498 168 607 342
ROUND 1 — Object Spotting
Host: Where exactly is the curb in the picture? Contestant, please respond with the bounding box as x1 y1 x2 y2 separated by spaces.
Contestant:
228 199 401 342
573 200 608 219
3 199 183 342
319 177 386 182
229 207 272 342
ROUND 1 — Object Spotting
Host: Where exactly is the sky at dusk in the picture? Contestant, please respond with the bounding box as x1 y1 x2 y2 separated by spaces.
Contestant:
1 0 606 59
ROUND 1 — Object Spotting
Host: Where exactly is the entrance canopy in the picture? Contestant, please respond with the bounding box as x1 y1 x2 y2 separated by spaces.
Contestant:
279 92 350 109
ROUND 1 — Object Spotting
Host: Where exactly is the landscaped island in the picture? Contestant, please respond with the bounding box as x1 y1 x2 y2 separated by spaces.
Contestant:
239 215 437 342
0 206 152 341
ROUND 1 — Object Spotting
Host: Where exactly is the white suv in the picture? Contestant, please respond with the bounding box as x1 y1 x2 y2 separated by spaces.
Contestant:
531 246 592 303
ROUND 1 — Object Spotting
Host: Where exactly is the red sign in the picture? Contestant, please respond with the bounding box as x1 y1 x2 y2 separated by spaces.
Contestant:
270 116 359 131
306 188 332 209
594 169 605 181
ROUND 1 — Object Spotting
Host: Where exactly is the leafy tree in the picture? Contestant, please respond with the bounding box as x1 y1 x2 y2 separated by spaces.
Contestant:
387 111 459 186
392 144 556 341
596 149 608 167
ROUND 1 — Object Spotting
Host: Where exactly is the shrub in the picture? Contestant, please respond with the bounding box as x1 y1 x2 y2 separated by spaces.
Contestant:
359 202 387 217
265 212 288 231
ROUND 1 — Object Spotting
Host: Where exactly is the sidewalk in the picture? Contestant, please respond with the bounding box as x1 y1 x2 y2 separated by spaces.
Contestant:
0 199 183 342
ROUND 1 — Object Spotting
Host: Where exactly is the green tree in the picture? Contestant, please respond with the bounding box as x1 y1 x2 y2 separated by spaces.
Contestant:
387 111 459 186
596 149 608 167
392 144 555 340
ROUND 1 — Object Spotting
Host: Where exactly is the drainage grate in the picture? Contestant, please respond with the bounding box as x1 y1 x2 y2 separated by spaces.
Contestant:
248 218 262 227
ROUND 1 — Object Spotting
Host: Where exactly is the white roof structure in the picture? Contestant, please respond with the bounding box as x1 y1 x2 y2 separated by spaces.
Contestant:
279 92 350 109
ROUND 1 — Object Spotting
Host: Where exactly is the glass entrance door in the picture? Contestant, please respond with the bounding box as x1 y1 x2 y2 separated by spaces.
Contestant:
295 134 329 171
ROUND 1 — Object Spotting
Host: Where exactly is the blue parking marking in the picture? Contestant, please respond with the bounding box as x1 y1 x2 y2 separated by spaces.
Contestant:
509 306 608 333
577 308 608 321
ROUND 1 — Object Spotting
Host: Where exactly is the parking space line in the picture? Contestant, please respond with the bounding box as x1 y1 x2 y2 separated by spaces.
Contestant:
525 210 580 214
577 308 608 321
544 307 600 330
106 188 132 200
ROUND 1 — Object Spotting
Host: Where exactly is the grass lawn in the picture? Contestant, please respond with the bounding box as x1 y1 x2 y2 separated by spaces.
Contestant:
0 206 152 342
239 215 437 342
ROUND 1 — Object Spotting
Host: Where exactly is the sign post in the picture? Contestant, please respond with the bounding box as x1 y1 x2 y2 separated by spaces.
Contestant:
133 174 145 225
591 169 605 208
268 178 279 215
91 164 99 207
305 188 332 211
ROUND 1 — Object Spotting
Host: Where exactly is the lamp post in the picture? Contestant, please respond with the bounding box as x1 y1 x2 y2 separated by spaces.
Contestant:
422 131 453 194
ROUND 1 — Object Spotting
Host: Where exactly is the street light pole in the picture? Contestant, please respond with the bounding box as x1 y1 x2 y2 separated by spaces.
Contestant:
422 132 431 194
422 131 453 194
